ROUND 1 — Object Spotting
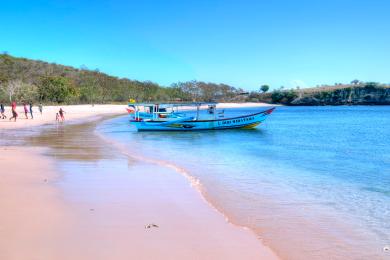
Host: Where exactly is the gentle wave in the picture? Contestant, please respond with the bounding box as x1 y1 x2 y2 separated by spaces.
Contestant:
96 106 390 260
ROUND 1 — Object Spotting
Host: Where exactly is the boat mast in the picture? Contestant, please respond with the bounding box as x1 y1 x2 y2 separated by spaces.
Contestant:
196 103 200 121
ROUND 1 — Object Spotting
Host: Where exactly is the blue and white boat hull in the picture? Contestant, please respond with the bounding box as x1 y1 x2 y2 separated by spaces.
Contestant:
130 108 275 131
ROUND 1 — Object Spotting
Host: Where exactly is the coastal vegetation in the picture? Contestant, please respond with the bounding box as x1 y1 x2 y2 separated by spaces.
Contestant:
0 54 244 104
1 53 389 105
250 82 390 105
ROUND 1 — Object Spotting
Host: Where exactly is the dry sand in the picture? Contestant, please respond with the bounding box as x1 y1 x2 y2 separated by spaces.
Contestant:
0 103 279 259
0 104 127 129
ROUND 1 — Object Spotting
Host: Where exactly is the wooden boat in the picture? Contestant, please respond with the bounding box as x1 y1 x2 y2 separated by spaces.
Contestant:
128 103 275 131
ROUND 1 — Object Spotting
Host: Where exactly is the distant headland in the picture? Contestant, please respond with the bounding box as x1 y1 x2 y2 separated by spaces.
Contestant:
250 82 390 106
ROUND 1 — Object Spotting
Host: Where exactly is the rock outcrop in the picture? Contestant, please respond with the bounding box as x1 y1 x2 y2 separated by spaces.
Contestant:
290 86 390 105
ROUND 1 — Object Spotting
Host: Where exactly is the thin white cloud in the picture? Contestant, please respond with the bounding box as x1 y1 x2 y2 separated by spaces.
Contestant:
290 79 307 89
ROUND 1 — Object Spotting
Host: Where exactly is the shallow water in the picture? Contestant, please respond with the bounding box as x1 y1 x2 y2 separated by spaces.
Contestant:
98 106 390 260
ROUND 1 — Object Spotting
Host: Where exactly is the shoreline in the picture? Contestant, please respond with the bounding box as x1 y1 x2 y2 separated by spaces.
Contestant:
0 106 280 259
0 103 278 130
97 131 281 257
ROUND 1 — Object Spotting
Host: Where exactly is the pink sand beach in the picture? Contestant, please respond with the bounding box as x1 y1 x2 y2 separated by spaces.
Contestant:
0 104 279 260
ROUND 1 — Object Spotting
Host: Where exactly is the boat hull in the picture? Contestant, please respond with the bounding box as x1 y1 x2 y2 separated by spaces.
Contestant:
131 108 275 131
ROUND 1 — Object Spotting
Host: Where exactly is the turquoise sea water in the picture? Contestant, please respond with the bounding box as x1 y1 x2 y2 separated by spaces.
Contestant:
97 106 390 259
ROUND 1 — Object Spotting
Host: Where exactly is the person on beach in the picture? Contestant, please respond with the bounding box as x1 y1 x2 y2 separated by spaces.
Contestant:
55 113 60 122
23 103 29 119
29 102 33 119
59 108 65 121
38 103 43 115
0 103 6 119
9 101 18 122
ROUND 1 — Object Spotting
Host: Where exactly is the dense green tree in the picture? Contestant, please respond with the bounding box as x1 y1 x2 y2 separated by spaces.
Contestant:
364 82 379 89
260 85 270 93
271 89 284 103
78 69 100 104
351 79 360 85
271 88 297 103
38 76 77 103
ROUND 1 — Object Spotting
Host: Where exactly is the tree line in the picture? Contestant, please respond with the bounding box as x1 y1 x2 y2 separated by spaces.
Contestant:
0 54 245 104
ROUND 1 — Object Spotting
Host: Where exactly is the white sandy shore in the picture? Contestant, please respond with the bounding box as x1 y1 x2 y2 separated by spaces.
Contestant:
0 104 127 129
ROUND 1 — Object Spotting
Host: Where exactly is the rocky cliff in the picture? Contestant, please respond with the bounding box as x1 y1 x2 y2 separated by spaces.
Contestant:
253 83 390 105
290 85 390 105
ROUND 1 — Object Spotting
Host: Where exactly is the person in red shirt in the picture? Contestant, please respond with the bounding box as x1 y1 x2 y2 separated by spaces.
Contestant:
9 101 18 122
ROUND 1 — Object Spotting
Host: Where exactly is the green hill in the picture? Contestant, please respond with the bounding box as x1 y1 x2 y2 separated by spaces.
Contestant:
0 54 243 104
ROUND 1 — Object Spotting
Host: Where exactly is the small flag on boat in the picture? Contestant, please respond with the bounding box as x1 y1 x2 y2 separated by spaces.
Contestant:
126 105 135 114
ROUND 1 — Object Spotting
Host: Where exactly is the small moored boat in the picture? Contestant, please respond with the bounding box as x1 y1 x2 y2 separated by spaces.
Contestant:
128 103 275 131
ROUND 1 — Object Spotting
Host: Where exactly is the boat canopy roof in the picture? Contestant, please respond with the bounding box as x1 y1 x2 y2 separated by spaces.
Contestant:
128 102 217 107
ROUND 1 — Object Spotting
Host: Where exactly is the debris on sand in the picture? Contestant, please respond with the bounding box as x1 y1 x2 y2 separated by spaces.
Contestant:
145 224 159 229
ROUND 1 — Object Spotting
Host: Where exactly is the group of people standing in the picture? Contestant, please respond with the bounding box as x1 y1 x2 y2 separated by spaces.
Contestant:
22 103 35 119
0 102 65 122
0 102 42 121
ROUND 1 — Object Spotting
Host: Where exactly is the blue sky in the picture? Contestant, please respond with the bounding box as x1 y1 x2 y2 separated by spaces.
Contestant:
1 0 389 90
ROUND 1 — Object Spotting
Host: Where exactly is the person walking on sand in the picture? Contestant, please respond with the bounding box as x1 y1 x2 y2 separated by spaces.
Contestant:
59 108 65 121
38 103 43 115
0 103 6 119
9 101 18 122
29 102 33 119
23 103 29 119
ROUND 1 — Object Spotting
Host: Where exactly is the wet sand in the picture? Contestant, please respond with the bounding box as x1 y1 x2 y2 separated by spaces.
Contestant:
0 147 74 259
0 118 279 259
